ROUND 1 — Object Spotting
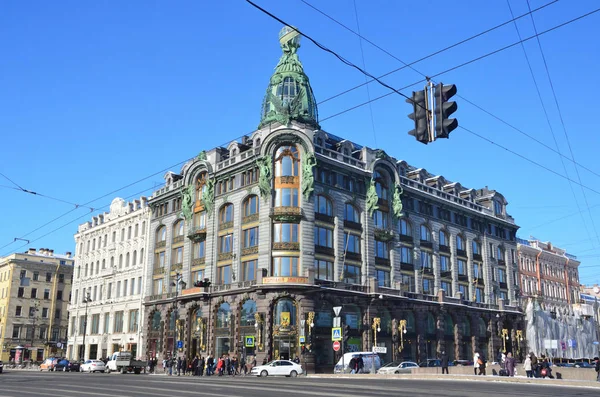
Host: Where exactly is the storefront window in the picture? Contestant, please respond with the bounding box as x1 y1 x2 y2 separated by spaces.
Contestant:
274 298 296 328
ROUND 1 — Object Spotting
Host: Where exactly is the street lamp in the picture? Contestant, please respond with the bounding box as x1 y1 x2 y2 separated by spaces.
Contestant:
81 293 92 360
171 273 186 359
398 319 408 353
29 301 40 362
372 317 381 347
501 328 509 353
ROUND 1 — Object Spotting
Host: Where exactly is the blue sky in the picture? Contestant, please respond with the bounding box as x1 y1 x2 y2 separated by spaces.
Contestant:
1 0 600 284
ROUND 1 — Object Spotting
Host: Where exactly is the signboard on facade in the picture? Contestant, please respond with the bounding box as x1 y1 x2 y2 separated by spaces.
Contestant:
262 277 309 284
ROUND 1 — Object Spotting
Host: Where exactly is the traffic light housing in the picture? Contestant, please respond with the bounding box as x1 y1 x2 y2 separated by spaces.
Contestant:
301 345 306 355
407 90 430 144
343 325 350 343
434 83 458 138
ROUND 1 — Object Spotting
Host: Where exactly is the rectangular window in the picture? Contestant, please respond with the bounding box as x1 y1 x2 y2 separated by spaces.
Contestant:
157 251 166 267
12 325 21 338
219 234 233 253
420 251 431 269
217 265 232 285
44 289 50 299
54 309 61 319
130 278 135 295
18 287 24 297
343 264 361 284
400 246 412 264
473 263 482 279
16 306 22 316
192 269 205 283
29 306 37 317
423 278 432 294
344 234 361 254
441 281 452 296
372 210 388 228
46 272 52 282
314 226 333 248
440 256 450 272
275 188 299 207
58 274 65 283
376 269 390 287
242 260 257 281
31 288 37 299
243 227 259 248
153 279 163 295
272 257 299 277
375 240 389 259
113 311 124 333
457 260 466 276
104 313 110 334
274 223 298 243
33 272 39 281
116 281 121 298
498 268 506 283
42 308 49 318
315 259 333 281
172 247 183 264
129 310 139 332
56 290 63 301
401 274 415 292
458 284 468 298
91 314 100 334
107 282 112 299
476 288 484 303
137 277 142 294
123 280 128 297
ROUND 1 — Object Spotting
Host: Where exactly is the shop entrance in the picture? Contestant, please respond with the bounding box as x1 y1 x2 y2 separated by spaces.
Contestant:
274 334 296 361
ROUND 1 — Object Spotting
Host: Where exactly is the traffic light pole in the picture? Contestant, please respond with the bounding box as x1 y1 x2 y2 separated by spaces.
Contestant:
426 80 435 143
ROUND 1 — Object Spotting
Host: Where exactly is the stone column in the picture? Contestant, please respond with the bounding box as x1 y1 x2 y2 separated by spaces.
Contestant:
436 310 446 356
450 230 459 298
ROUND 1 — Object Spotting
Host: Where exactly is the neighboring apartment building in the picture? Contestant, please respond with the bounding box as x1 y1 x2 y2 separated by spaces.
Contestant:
0 248 74 362
517 238 580 313
142 26 524 372
67 197 150 361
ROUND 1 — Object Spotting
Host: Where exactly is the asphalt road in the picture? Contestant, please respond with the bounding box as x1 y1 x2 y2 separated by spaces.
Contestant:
1 371 598 397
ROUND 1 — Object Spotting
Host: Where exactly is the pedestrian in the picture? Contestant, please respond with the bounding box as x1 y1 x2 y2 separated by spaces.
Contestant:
163 358 167 374
262 357 268 365
251 356 257 370
206 354 214 376
505 352 516 377
240 356 247 375
357 354 364 374
182 356 187 376
293 356 300 364
477 354 486 376
216 357 224 376
530 352 538 378
199 356 205 376
349 357 357 374
594 356 600 382
473 352 480 376
176 357 182 376
167 356 173 376
440 351 449 375
523 354 532 378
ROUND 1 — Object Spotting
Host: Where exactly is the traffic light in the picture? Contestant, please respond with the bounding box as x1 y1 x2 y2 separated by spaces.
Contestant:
407 90 430 144
434 83 458 138
301 345 306 355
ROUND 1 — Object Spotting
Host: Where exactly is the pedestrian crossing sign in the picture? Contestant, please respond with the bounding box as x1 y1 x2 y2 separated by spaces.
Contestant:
299 336 305 345
245 336 255 347
332 327 342 341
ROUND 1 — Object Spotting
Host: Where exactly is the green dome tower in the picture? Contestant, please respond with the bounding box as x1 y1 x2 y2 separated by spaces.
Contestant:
259 26 319 129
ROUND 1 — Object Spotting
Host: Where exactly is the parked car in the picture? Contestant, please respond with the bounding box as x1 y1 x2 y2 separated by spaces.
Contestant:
419 359 455 368
453 360 473 366
377 361 419 374
40 358 59 371
573 362 594 368
54 359 80 372
250 360 303 377
0 360 4 373
80 360 106 373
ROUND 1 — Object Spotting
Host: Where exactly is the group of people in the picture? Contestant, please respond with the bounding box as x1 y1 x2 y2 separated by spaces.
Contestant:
522 352 553 378
149 354 258 376
348 355 365 374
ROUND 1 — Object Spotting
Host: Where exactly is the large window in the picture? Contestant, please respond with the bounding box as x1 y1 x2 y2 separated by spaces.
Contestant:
217 265 231 285
174 220 184 237
172 247 183 264
375 240 388 259
275 188 299 207
156 226 166 242
274 223 298 243
457 259 466 275
113 311 124 333
376 269 390 287
242 260 257 281
272 257 298 277
472 240 481 255
456 235 465 251
373 170 389 200
274 146 299 177
441 281 452 296
315 259 334 281
421 251 431 269
314 226 333 248
420 225 431 241
193 241 205 259
440 256 450 272
219 204 234 225
194 211 206 229
399 219 411 236
373 210 388 228
243 227 259 248
219 234 233 253
473 263 482 279
243 195 259 217
241 300 257 326
400 246 412 264
344 234 361 254
439 230 448 246
315 195 333 216
129 310 139 332
343 264 361 284
344 203 360 223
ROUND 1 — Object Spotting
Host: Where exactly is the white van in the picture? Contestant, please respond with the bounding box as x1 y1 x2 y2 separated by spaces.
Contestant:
333 352 382 374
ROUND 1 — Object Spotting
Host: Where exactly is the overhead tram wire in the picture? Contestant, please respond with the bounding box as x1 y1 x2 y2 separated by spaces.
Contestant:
505 0 598 255
526 0 600 250
307 0 561 105
306 2 600 181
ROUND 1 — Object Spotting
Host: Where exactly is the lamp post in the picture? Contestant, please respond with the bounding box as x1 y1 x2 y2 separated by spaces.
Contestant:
81 293 92 360
171 272 186 359
501 328 509 353
29 301 40 362
398 319 408 353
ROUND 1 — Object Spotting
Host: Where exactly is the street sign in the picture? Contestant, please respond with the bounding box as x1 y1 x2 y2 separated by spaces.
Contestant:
333 316 341 328
372 346 387 354
299 336 305 345
332 327 342 341
333 306 342 317
333 341 341 352
177 341 183 349
245 336 255 347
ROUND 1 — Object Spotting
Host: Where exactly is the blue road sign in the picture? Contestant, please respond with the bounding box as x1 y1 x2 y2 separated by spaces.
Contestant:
177 340 183 349
245 336 255 347
332 327 342 341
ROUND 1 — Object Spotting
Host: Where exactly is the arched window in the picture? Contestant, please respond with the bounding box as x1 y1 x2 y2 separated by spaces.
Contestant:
274 298 296 328
156 226 166 242
420 225 431 242
243 195 259 217
274 146 299 177
344 203 360 223
241 300 257 326
132 251 137 266
399 219 411 236
314 195 332 216
96 261 100 275
444 314 454 336
439 230 448 246
110 257 114 268
219 204 234 226
373 170 389 201
140 248 144 264
174 220 184 237
102 259 106 269
216 302 231 328
119 254 123 268
126 253 130 267
456 235 465 251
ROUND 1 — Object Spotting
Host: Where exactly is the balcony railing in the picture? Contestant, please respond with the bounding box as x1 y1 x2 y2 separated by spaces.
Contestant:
153 266 165 275
187 226 207 242
456 249 467 258
439 245 450 253
171 263 183 272
499 281 508 289
399 234 413 244
241 246 259 256
218 252 233 262
344 252 362 262
420 240 433 250
273 242 300 251
441 270 452 278
155 240 166 249
374 228 395 242
191 257 205 267
173 235 185 244
315 213 335 223
270 206 302 222
343 220 362 231
473 253 482 261
242 213 259 225
458 273 469 282
400 262 414 271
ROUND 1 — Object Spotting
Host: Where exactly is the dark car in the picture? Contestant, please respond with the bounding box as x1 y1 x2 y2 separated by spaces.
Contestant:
54 359 80 372
573 362 594 368
0 360 3 373
419 359 454 368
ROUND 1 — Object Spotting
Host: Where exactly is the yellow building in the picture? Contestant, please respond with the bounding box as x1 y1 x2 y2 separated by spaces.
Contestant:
0 248 74 363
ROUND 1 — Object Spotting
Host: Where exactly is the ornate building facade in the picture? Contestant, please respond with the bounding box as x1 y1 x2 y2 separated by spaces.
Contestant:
143 26 524 371
67 197 150 360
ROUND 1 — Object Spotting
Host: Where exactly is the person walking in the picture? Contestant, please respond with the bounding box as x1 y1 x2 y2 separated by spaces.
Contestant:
176 357 182 376
163 358 167 374
206 354 214 376
357 354 364 374
477 354 486 376
440 351 449 375
523 354 533 378
505 352 516 377
182 357 187 376
594 356 600 382
473 352 480 376
530 352 538 378
167 356 174 376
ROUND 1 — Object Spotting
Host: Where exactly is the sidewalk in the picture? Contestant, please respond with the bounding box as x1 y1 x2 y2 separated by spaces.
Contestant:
307 373 600 388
